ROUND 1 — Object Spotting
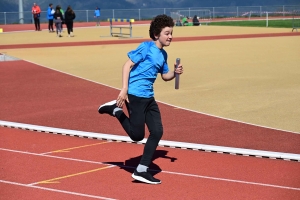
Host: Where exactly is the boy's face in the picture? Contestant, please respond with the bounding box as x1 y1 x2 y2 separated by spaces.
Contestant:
155 27 173 48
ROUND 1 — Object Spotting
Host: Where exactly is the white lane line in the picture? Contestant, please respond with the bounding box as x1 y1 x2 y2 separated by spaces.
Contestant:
0 180 116 200
1 148 299 191
0 148 108 165
161 170 300 191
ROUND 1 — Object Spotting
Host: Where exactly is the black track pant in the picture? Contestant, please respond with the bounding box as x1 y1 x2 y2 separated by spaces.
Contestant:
115 94 163 167
48 19 54 31
34 18 40 30
65 21 73 35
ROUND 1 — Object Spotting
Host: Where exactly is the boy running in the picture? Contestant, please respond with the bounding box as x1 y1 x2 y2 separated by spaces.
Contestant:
98 14 183 184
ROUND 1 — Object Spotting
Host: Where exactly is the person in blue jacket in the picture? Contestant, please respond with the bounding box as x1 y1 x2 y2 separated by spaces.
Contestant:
94 6 101 26
47 3 54 32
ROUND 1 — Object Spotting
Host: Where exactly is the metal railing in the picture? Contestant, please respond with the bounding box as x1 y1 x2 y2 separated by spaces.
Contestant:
0 5 299 25
292 11 300 31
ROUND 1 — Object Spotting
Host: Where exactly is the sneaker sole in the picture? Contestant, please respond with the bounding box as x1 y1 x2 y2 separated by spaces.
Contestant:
98 100 117 113
132 173 161 184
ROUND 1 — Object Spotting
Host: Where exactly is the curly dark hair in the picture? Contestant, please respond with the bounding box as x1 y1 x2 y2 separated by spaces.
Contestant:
149 14 174 40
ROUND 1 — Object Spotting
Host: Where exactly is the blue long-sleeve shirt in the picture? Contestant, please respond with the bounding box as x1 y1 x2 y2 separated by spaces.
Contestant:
47 7 54 20
94 9 100 17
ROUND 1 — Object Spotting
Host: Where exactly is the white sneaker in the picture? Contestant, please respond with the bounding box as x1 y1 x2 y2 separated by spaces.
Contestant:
132 170 161 184
98 100 118 116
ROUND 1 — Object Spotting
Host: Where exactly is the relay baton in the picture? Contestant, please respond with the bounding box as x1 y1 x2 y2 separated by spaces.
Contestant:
175 58 180 89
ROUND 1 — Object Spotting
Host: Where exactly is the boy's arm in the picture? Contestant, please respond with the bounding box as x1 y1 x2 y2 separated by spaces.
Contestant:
116 59 134 107
122 59 134 88
161 63 183 81
161 70 176 81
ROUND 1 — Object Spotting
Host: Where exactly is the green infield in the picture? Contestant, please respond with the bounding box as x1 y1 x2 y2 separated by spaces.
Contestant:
209 19 296 28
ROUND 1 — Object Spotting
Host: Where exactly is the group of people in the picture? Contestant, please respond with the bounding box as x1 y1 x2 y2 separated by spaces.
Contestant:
49 4 76 37
31 3 102 37
179 15 200 26
32 3 76 37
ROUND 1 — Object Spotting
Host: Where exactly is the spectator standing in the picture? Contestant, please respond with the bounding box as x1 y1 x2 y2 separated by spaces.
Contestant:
64 6 76 37
54 5 64 37
94 6 101 26
59 6 65 31
32 2 41 31
47 3 55 32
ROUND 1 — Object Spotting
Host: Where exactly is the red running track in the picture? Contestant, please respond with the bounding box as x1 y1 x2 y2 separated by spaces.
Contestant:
0 60 299 154
1 32 300 50
1 127 300 199
1 20 300 200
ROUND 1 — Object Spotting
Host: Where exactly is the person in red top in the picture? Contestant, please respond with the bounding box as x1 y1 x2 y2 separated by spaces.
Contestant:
32 2 41 31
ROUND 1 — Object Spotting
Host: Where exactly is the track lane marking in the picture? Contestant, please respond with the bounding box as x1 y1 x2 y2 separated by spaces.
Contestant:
0 147 109 165
0 180 116 200
161 170 300 191
41 141 111 155
1 148 299 191
33 165 115 185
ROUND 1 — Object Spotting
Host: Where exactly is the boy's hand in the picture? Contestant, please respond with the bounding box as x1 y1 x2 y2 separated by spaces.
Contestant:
117 88 129 107
174 63 183 75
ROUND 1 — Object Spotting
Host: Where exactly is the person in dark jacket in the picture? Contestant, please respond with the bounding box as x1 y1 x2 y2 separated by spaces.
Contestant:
193 15 200 26
54 5 64 37
64 6 76 37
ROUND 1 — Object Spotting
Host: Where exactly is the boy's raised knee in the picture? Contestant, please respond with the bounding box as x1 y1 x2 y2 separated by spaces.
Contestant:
130 135 144 142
